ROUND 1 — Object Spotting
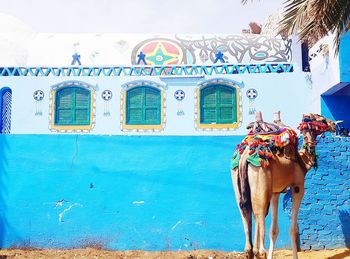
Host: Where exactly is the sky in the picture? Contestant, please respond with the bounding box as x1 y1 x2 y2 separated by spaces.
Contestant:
0 0 284 33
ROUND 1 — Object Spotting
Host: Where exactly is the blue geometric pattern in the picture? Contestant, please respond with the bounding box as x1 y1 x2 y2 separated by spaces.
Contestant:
1 88 12 134
0 64 294 77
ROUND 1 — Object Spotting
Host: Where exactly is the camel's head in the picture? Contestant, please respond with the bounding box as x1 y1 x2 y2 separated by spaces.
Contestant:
297 113 336 138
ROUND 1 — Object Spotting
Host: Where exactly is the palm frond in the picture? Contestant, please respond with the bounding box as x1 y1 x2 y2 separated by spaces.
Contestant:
278 0 350 53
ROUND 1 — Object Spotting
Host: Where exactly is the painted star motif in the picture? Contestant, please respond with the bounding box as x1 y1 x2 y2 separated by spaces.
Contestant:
146 43 179 65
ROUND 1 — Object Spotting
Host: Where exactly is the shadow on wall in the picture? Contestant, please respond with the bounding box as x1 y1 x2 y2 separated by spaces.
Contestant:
339 210 350 248
0 135 9 246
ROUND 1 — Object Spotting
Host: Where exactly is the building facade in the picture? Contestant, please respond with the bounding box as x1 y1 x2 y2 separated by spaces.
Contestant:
5 23 347 250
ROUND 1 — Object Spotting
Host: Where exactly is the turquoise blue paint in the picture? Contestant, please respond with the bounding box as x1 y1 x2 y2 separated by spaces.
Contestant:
297 137 350 249
339 32 350 82
0 135 292 250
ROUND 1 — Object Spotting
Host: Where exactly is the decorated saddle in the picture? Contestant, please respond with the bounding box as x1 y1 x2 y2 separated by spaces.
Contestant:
231 127 298 169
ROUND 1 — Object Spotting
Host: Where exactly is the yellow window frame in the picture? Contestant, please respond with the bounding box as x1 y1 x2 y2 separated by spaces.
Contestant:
196 82 241 129
121 84 165 131
50 86 95 131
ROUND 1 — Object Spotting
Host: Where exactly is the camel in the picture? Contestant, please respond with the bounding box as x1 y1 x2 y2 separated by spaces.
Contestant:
231 112 336 259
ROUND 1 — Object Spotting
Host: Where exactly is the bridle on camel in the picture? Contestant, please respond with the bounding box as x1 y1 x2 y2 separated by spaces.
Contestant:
297 116 331 171
297 116 332 135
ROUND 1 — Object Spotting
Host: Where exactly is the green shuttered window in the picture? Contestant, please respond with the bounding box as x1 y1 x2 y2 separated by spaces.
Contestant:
55 87 91 125
200 85 237 124
126 86 161 125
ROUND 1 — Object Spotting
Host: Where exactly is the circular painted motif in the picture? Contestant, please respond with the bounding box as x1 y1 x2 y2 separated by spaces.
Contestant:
132 38 185 65
102 90 113 101
33 90 44 101
246 88 258 100
174 90 185 101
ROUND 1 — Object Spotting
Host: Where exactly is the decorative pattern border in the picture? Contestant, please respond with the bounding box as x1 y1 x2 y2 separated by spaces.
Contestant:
49 81 96 133
194 78 243 131
120 80 166 132
0 63 293 77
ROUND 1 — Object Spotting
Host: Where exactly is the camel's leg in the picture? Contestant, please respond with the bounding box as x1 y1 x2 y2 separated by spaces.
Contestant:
256 213 267 258
253 220 259 256
231 170 253 257
267 193 280 259
249 166 272 259
240 211 253 258
290 185 304 259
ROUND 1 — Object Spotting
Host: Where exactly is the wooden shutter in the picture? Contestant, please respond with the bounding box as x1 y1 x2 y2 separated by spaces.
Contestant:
144 87 160 124
55 88 73 125
126 87 143 124
55 87 91 125
218 86 236 123
200 86 217 123
126 86 161 125
75 88 90 125
200 85 237 124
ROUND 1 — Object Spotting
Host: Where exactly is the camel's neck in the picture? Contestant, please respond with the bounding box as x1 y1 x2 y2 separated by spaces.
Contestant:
298 137 317 172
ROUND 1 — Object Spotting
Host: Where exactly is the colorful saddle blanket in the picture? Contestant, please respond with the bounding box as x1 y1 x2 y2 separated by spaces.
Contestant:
231 127 298 169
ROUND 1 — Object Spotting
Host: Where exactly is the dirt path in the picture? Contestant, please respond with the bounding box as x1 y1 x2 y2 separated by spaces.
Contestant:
0 248 349 259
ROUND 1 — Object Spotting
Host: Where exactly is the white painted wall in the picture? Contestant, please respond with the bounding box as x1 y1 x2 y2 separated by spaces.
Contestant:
309 34 340 113
1 69 311 135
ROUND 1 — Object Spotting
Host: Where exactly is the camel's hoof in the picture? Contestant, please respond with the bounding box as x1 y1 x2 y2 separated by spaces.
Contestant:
258 251 267 259
244 249 254 259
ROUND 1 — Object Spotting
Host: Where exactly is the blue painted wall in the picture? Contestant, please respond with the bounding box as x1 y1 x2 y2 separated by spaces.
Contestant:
284 136 350 249
339 32 350 83
0 135 293 250
321 95 350 129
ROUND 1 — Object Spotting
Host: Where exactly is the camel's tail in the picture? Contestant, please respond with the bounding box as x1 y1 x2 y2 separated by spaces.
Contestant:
237 149 252 219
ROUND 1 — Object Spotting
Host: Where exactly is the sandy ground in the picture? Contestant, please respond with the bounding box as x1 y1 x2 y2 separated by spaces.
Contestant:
0 248 349 259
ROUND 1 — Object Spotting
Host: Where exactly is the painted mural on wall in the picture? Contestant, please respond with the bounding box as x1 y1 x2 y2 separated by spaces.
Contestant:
3 33 297 66
132 39 185 65
131 35 292 65
0 34 309 135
